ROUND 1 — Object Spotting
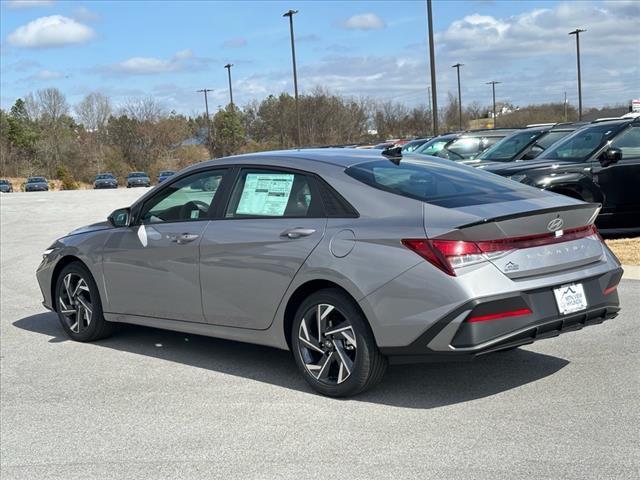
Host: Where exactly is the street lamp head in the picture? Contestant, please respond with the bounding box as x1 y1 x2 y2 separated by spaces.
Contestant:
451 63 464 68
224 63 233 69
569 28 586 35
283 9 298 17
486 81 501 85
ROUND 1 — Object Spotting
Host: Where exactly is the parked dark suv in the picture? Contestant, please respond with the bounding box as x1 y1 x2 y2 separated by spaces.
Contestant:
467 123 584 166
483 118 640 232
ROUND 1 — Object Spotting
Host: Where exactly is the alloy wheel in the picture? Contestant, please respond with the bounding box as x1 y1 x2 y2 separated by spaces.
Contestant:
297 303 357 385
58 273 93 334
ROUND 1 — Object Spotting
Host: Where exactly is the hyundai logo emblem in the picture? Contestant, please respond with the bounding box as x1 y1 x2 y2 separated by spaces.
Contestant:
547 217 564 232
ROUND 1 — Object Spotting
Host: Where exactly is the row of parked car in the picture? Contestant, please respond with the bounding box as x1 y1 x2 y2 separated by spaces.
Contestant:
94 170 176 189
391 115 639 233
0 170 176 193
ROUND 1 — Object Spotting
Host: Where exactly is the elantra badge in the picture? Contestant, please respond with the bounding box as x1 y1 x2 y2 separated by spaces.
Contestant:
547 217 564 232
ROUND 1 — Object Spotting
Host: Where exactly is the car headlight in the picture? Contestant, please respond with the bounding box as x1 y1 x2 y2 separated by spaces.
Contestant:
42 248 55 258
508 174 528 183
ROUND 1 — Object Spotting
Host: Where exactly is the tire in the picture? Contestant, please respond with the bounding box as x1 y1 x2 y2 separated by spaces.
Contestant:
54 261 114 342
291 288 387 397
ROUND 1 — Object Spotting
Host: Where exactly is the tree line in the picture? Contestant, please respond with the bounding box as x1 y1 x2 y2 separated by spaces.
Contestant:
0 86 628 187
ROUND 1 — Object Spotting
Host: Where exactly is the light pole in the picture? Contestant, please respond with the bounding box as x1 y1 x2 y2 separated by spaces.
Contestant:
283 9 301 147
451 63 463 130
569 28 586 121
224 64 234 109
426 0 438 136
486 81 501 128
196 88 213 145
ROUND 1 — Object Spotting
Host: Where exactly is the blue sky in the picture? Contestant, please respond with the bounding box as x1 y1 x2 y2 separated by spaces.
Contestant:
1 0 638 116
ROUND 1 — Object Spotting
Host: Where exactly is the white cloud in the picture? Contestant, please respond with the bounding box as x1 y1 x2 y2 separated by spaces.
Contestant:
101 50 212 75
342 13 385 31
5 0 54 9
436 1 639 57
7 15 94 48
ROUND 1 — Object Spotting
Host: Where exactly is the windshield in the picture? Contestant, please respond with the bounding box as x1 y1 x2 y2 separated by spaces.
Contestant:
538 123 624 161
0 180 8 185
96 174 114 180
345 159 544 208
535 130 572 150
28 177 46 183
478 131 542 161
436 135 503 160
402 140 428 153
128 172 147 178
415 138 450 156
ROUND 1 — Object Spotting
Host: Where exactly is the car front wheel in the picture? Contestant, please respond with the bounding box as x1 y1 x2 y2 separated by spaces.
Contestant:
291 288 387 397
55 262 114 342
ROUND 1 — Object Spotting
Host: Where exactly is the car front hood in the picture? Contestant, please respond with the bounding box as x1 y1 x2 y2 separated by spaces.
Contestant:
67 221 113 237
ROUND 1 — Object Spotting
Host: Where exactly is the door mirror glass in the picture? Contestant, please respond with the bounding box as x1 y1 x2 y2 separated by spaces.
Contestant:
599 147 622 167
108 207 131 227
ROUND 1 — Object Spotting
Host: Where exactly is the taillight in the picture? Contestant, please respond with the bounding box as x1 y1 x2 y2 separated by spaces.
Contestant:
401 239 489 276
402 224 600 276
467 308 532 323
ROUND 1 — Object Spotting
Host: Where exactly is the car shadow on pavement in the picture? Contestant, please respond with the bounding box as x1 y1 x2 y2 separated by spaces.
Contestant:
14 312 569 409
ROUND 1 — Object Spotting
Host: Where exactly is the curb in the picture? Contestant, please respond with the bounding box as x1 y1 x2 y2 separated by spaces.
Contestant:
622 265 640 281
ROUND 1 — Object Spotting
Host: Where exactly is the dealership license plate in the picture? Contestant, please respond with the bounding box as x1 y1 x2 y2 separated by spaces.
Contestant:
553 283 588 315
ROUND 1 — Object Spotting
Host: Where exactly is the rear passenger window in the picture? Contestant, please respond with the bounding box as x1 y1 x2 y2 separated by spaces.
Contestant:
226 169 317 218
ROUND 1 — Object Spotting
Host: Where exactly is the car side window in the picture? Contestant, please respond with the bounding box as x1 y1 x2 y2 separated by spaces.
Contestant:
225 169 317 218
140 170 226 224
610 127 640 160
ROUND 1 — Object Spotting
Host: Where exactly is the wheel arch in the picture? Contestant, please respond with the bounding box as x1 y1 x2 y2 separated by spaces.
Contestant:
282 279 369 350
50 255 88 312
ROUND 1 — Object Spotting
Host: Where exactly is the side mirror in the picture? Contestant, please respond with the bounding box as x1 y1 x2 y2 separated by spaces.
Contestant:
108 207 131 227
599 147 622 167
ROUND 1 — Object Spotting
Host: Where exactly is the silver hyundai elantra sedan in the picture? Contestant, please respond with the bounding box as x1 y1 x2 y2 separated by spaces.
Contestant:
36 148 623 397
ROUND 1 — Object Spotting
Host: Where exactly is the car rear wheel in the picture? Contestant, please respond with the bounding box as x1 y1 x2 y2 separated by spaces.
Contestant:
291 288 387 397
55 262 114 342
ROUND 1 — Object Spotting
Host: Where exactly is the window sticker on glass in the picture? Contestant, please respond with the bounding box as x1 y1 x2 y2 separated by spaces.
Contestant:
190 209 199 219
236 173 295 216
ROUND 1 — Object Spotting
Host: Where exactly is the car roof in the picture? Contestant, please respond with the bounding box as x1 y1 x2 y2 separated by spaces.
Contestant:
197 148 415 169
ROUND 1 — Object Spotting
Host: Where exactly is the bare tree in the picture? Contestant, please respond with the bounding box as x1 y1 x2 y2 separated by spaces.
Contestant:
36 88 69 123
76 92 112 132
122 97 165 122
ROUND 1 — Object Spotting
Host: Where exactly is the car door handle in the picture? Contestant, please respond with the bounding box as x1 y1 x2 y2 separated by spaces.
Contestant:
168 233 200 244
280 228 316 239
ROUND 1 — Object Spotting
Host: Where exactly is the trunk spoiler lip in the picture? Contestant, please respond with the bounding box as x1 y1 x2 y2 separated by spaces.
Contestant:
457 202 601 229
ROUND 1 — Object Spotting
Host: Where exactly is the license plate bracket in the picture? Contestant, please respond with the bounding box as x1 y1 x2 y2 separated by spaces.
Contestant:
553 283 588 315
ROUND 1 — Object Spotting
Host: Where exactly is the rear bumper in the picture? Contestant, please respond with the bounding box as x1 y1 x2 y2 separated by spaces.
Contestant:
379 267 622 364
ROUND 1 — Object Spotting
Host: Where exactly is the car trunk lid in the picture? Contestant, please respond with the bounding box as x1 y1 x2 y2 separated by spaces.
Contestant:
422 199 604 278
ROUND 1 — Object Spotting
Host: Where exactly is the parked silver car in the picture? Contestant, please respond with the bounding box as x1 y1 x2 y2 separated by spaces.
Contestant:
36 149 622 397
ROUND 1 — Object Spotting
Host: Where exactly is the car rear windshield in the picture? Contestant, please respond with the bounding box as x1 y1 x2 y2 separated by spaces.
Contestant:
96 174 114 180
129 172 147 177
345 159 544 208
28 177 46 183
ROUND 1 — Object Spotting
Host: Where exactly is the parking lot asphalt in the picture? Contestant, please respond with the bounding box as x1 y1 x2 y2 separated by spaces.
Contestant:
1 189 639 480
